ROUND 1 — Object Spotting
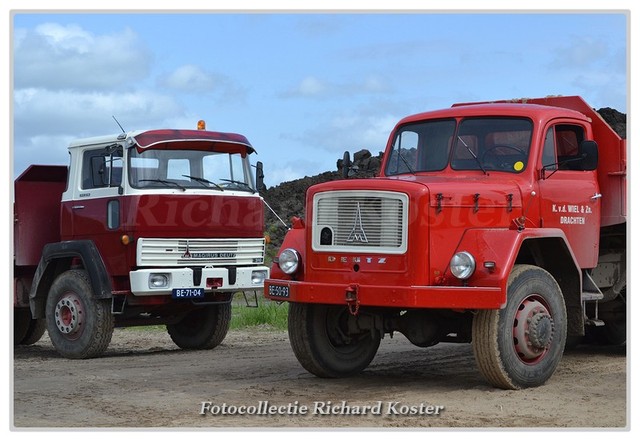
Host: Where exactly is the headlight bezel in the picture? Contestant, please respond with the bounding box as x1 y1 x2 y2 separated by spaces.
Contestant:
449 251 476 280
148 273 170 289
278 248 301 275
251 269 268 285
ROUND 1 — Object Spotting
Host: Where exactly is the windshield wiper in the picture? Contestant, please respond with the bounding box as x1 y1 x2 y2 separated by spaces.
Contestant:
219 178 255 193
458 136 487 175
397 151 416 175
182 175 224 191
139 179 185 191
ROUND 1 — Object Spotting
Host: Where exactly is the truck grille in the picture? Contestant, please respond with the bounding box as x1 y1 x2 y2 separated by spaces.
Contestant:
137 238 265 267
312 191 408 253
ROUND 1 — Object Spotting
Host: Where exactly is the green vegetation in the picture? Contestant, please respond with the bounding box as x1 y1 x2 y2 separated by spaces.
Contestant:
230 293 288 331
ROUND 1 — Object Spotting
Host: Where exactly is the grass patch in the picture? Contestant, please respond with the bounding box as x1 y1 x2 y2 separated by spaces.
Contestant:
230 294 288 331
123 294 289 332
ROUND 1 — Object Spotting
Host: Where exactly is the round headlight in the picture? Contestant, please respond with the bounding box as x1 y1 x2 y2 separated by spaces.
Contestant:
278 248 300 275
450 251 476 280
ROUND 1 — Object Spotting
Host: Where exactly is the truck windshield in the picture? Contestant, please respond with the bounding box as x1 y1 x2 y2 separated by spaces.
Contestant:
128 148 254 191
386 117 533 175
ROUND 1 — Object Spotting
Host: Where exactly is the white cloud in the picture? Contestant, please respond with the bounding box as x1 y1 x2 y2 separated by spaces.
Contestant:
159 65 217 93
14 23 152 90
288 111 398 154
14 88 183 135
298 76 326 96
282 75 391 99
549 36 609 69
13 88 185 175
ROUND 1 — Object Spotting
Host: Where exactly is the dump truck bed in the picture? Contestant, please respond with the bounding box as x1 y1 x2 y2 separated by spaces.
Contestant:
14 165 68 267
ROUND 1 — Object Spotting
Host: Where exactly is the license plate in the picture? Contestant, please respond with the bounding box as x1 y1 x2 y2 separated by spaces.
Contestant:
268 284 290 298
172 288 205 299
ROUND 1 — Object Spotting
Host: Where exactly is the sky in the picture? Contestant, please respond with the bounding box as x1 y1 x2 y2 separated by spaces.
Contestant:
9 8 630 189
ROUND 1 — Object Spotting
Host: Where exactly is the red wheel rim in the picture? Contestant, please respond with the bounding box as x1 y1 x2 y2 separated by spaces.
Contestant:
54 292 85 340
512 295 554 364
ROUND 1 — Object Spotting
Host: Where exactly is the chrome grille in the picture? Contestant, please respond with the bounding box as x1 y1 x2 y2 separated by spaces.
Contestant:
137 238 265 267
313 191 408 253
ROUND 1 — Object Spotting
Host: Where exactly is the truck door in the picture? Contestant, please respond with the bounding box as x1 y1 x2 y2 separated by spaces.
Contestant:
68 145 128 275
537 123 601 268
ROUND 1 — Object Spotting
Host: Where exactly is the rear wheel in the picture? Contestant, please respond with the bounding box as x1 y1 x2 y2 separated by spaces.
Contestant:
288 303 381 378
16 312 46 346
473 265 567 389
167 304 231 350
45 270 114 359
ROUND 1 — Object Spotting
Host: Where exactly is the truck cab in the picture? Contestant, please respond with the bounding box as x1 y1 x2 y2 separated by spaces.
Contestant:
265 96 626 389
15 125 269 358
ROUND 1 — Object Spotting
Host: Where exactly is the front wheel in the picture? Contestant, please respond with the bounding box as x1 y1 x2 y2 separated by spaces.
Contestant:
166 304 231 350
472 265 567 389
45 270 114 359
288 303 381 378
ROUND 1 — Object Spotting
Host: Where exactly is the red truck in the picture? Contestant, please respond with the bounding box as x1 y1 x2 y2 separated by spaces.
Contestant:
14 124 269 359
265 96 626 389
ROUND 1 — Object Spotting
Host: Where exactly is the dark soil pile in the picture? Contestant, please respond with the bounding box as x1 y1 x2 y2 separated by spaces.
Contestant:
597 107 626 139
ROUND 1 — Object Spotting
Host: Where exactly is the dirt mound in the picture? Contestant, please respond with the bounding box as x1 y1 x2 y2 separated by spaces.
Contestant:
597 107 627 139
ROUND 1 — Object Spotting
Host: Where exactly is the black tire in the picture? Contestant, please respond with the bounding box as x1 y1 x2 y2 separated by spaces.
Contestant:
603 287 626 345
45 270 114 359
166 303 231 350
472 265 567 389
14 309 32 345
288 302 381 378
20 317 46 345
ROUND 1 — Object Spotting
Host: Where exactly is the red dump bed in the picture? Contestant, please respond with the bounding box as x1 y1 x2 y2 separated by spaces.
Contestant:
14 165 68 267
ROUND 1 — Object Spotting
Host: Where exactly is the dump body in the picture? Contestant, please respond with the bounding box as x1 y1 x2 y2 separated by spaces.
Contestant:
14 166 67 268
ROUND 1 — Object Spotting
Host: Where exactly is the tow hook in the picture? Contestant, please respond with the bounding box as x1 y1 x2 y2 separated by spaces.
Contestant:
345 284 360 316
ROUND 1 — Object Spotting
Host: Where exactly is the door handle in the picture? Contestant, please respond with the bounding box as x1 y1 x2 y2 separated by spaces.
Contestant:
71 205 85 210
590 193 602 201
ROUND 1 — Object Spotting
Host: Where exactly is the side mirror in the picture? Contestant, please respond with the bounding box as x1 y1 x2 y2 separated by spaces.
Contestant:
341 151 352 179
255 161 265 192
579 140 598 171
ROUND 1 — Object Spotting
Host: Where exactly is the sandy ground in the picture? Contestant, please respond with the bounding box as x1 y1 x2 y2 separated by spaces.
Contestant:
12 326 627 430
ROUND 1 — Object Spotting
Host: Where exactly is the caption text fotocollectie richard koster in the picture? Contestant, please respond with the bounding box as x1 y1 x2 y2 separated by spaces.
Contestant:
200 400 445 417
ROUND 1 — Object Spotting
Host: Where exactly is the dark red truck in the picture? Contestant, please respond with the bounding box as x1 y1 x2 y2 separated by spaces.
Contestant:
14 125 269 358
265 96 626 389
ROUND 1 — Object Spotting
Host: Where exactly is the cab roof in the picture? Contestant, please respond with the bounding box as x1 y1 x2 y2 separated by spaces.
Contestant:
67 129 255 154
396 102 590 126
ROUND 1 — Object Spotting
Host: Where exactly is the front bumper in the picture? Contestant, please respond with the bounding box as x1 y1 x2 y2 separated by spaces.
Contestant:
130 266 269 296
264 279 505 309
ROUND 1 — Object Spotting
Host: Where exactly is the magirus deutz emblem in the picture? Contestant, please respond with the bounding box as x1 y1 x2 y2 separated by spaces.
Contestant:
346 202 369 243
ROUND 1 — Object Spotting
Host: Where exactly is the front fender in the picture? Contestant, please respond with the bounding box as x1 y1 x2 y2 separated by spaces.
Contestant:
269 219 307 281
449 227 581 308
29 240 112 318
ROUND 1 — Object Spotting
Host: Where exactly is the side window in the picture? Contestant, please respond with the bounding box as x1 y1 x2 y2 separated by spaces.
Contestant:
555 125 585 170
387 130 419 174
82 147 123 189
542 127 557 170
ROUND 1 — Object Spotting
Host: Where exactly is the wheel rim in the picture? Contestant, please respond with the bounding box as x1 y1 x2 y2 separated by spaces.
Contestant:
512 295 554 364
54 292 85 339
324 307 371 355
